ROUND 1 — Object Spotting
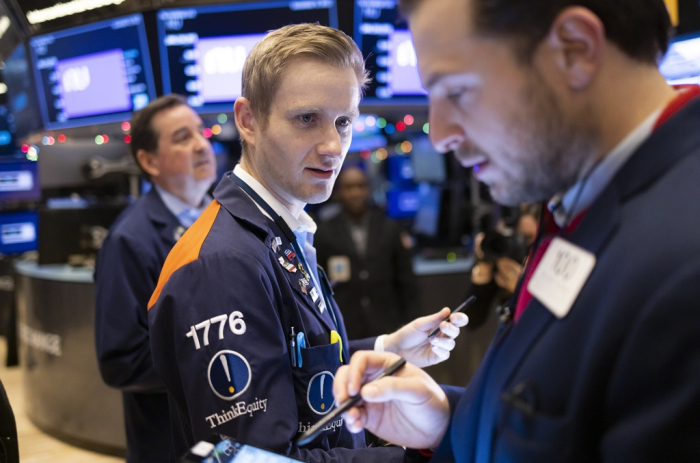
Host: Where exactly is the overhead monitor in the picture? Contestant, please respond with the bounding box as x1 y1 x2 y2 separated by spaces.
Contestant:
660 34 700 85
354 0 428 105
0 210 38 256
157 0 339 114
28 13 156 130
4 44 43 140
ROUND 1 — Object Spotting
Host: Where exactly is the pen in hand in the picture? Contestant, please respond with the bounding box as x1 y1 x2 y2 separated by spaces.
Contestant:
294 357 407 446
427 295 477 338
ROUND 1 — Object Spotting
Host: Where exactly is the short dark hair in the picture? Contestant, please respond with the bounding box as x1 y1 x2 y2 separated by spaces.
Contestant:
129 94 187 179
400 0 672 64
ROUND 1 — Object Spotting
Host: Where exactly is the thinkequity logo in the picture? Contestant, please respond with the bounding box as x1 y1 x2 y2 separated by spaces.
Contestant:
307 371 334 415
205 398 268 429
208 350 251 400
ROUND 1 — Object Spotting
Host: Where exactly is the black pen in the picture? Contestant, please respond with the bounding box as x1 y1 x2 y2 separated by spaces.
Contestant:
294 357 407 446
427 295 476 338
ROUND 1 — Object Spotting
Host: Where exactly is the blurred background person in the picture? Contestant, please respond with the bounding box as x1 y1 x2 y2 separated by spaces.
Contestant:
94 94 217 463
460 204 540 381
316 166 420 339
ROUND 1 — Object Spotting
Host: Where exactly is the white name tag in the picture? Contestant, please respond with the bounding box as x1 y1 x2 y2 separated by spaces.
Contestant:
310 287 319 303
527 237 596 319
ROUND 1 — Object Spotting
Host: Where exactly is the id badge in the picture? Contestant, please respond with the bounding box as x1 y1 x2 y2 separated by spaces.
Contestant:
527 237 596 318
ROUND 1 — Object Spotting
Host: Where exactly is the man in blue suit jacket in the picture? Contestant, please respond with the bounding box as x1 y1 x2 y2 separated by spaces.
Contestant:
95 94 217 462
334 0 700 461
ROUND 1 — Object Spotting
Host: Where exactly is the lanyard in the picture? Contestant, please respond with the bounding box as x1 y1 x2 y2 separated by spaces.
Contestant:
230 172 345 355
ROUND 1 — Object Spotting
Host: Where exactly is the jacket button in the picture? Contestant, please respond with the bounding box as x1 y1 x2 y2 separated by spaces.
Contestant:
359 270 369 280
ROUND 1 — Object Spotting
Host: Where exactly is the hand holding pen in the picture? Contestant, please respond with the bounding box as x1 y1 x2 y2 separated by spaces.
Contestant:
296 356 407 446
330 351 453 450
427 295 476 338
295 297 475 447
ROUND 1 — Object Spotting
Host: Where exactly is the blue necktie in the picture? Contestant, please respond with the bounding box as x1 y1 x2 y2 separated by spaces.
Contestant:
294 228 321 286
178 208 202 228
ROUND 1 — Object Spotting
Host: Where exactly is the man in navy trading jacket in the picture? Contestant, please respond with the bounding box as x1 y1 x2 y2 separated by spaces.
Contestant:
334 0 700 462
147 23 468 461
95 94 217 462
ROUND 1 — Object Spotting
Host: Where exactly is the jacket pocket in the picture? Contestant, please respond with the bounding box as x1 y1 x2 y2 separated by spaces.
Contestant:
492 381 573 463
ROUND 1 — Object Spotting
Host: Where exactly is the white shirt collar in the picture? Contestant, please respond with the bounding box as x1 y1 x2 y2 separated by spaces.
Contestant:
548 106 664 227
154 184 211 222
233 164 317 235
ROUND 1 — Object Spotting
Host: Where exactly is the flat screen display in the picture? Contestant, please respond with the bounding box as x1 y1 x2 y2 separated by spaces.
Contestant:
660 34 700 85
0 105 18 158
386 187 420 219
0 160 40 202
28 13 156 129
413 183 441 237
4 44 43 139
0 210 38 256
354 0 428 104
157 0 338 114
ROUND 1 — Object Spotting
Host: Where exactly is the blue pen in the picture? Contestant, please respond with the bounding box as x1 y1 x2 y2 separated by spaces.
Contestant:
296 332 306 368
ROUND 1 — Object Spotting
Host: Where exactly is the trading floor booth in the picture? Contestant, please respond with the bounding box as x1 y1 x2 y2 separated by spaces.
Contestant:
14 260 126 454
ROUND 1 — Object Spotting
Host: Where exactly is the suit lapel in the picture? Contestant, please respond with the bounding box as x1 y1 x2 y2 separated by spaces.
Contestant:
364 209 383 260
275 234 338 334
213 175 339 335
474 184 623 462
332 215 361 259
145 188 182 247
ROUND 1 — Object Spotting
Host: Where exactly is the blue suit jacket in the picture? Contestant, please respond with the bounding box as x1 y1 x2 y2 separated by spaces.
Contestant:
435 98 700 462
95 188 179 462
148 174 400 462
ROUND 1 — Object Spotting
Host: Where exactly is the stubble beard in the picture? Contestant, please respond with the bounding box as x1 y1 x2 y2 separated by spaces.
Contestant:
489 72 599 206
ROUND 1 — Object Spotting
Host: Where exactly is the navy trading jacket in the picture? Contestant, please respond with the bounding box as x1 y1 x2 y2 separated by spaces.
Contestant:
432 96 700 462
95 187 182 462
148 173 404 462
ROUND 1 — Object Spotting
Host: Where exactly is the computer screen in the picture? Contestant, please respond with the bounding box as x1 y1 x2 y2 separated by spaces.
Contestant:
386 154 414 187
412 183 441 237
411 136 446 183
28 13 156 130
0 210 38 256
157 0 339 114
4 44 43 140
660 34 700 85
354 0 428 104
0 105 17 158
386 187 420 219
0 160 40 202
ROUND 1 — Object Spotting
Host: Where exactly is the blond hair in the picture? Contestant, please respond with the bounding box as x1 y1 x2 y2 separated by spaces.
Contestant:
242 23 369 136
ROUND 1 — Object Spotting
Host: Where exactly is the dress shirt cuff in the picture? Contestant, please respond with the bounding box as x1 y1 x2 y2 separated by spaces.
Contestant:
374 334 386 352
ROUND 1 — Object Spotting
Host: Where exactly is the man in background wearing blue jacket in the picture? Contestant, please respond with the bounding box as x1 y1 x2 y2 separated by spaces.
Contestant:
95 94 217 462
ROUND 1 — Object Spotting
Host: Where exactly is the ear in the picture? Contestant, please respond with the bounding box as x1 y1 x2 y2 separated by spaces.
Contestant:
545 7 605 90
234 97 259 150
136 149 160 178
